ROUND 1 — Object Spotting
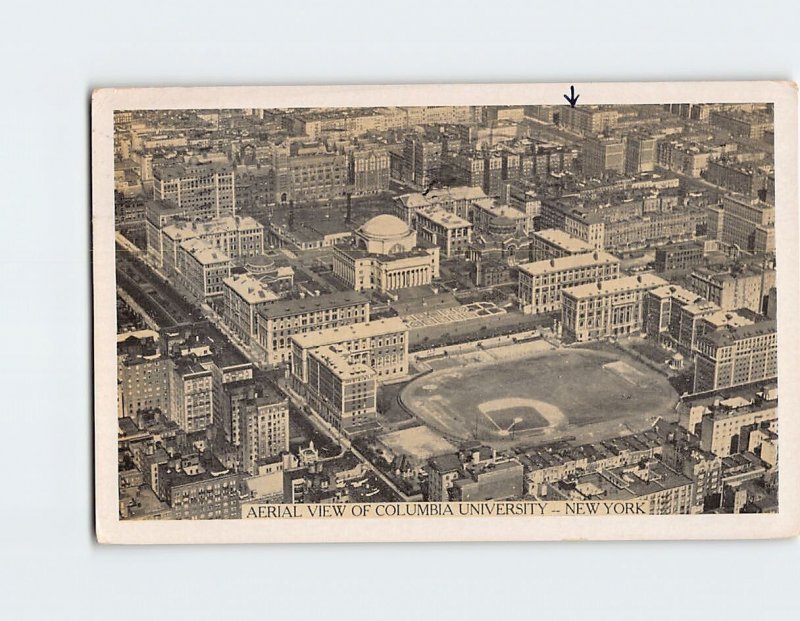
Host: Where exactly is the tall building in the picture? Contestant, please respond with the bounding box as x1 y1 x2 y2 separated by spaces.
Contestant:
704 160 772 198
254 291 370 366
561 274 667 342
654 240 705 273
689 265 776 314
517 251 620 315
560 107 619 134
145 200 188 266
693 320 778 393
349 148 390 195
625 134 656 174
403 134 442 188
699 399 778 457
153 162 236 219
169 357 215 433
447 151 485 188
159 216 264 270
709 110 773 140
393 186 488 226
561 460 694 515
175 238 232 302
273 152 348 204
644 284 755 356
220 273 280 347
290 317 409 385
240 391 290 475
117 334 170 419
299 345 378 434
656 141 710 177
582 136 625 176
156 453 240 520
706 194 775 254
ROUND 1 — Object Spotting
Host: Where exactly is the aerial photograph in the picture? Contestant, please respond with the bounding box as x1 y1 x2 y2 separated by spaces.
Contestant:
112 102 778 520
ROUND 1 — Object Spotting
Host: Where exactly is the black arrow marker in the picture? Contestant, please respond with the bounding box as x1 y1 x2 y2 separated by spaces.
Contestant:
564 85 579 107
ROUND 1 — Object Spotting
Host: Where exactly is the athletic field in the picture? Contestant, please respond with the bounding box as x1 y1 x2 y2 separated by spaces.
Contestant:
402 345 677 444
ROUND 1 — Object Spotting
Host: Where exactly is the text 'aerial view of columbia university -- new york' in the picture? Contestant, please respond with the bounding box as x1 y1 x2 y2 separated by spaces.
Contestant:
113 102 779 521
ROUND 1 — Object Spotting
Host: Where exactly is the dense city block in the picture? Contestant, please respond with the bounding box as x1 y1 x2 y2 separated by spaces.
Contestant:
114 102 778 519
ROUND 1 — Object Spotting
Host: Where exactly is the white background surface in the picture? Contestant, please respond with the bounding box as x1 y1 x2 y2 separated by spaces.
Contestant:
1 1 798 618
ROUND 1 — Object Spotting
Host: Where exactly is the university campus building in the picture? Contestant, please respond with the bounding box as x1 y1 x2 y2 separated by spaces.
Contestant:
332 214 440 293
517 251 620 315
220 273 280 347
290 317 409 386
291 317 408 433
413 206 473 258
159 215 264 268
253 291 370 366
693 320 778 394
644 283 758 357
289 317 408 434
560 274 667 342
297 345 378 434
528 228 594 262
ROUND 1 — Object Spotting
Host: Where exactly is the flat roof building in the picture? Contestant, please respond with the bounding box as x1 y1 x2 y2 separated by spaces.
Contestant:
291 317 409 386
693 319 777 394
413 206 473 257
175 238 232 302
529 228 594 262
303 345 378 434
220 273 280 349
254 291 370 366
517 251 620 315
153 162 235 220
561 274 667 342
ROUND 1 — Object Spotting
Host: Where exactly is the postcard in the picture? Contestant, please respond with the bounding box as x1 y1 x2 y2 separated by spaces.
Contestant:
92 81 799 543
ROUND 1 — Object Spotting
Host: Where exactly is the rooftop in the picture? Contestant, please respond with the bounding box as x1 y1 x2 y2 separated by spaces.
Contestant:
702 319 777 347
518 251 619 276
163 215 262 241
309 345 377 381
416 205 473 229
154 161 233 180
563 274 666 298
359 214 411 239
292 317 408 349
428 453 463 474
223 273 279 305
701 309 754 330
649 284 703 305
533 229 594 253
257 291 369 320
397 186 488 209
179 238 231 265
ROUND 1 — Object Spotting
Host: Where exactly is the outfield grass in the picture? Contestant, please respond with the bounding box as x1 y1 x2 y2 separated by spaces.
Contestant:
402 346 677 442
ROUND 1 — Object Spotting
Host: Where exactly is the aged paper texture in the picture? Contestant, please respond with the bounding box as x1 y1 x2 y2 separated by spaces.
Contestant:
92 82 799 543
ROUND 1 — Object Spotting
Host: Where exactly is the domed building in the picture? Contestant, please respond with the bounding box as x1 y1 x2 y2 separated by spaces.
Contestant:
355 214 417 255
333 214 440 293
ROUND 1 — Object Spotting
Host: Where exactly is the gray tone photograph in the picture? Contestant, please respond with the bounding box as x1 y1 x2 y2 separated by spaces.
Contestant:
111 100 780 521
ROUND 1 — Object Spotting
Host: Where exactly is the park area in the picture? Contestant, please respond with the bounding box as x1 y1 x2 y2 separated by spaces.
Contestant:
401 343 678 445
